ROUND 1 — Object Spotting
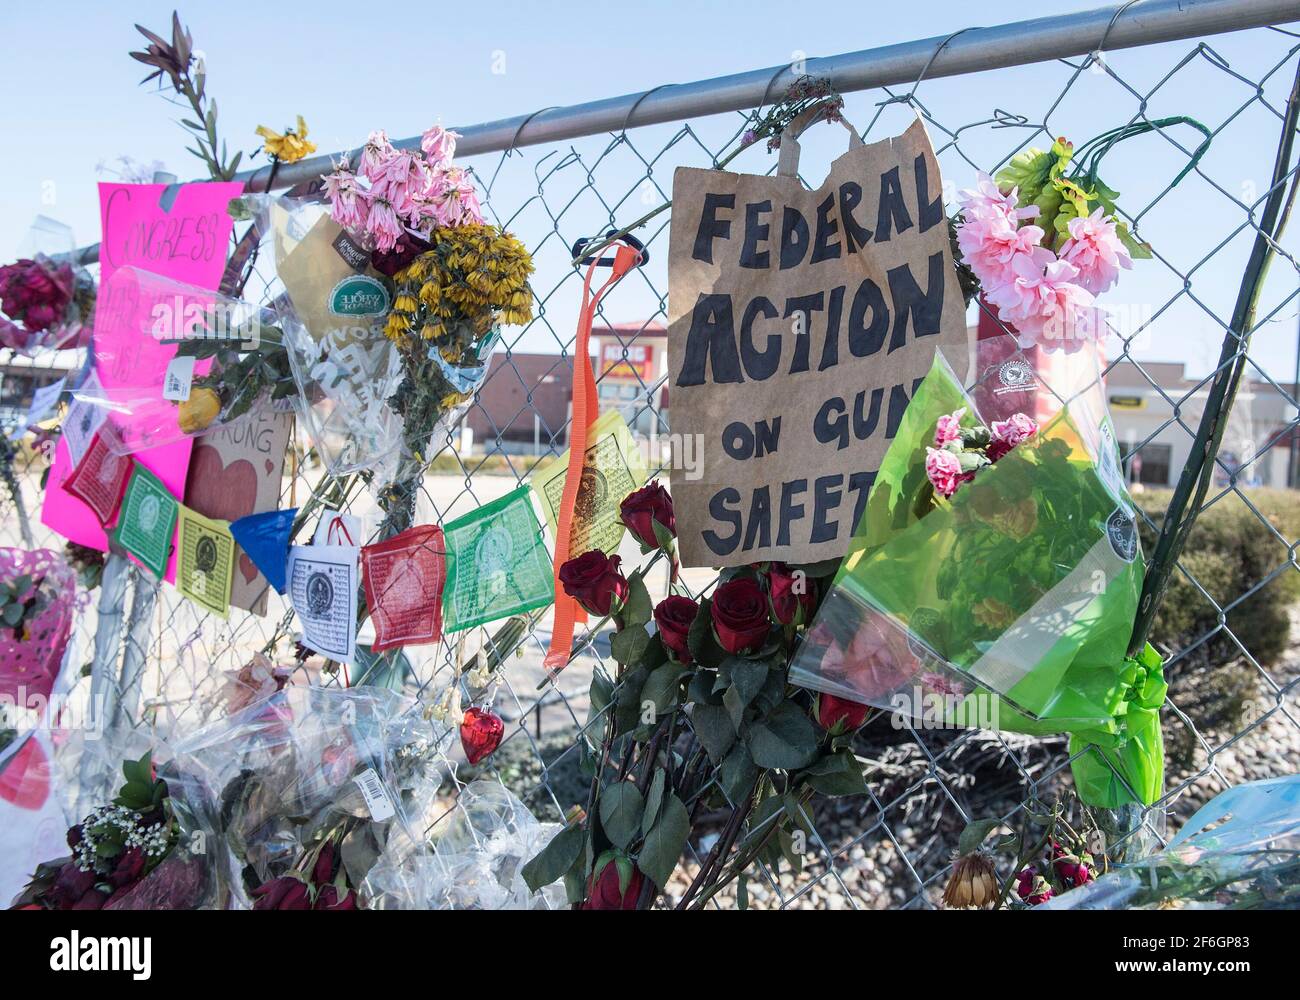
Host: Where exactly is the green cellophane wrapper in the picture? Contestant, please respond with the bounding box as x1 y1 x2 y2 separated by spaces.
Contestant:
789 352 1165 808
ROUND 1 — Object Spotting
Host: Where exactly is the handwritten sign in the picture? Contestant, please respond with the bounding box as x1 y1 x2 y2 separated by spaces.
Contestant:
667 118 971 567
40 181 242 581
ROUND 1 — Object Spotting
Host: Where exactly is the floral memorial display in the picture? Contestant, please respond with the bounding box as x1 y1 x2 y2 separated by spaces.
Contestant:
2 7 1297 927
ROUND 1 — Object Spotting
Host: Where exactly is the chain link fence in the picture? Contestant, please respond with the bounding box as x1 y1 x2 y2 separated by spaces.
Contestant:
4 5 1300 908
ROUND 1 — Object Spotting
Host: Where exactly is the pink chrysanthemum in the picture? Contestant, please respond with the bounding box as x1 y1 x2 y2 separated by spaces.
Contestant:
359 129 395 182
1058 206 1132 295
985 250 1104 353
420 125 460 165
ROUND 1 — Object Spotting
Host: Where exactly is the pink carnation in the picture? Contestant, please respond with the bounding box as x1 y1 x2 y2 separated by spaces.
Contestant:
1058 207 1132 295
925 446 964 498
988 412 1036 460
934 407 966 447
958 172 1038 227
956 174 1045 289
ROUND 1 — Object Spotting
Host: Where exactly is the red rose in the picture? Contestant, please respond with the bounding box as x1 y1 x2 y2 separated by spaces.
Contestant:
653 596 699 663
314 884 358 910
251 876 312 910
619 483 675 550
581 852 647 910
767 563 816 625
558 551 629 617
312 843 338 887
45 862 96 909
710 578 772 655
814 692 871 735
109 846 147 889
460 707 505 765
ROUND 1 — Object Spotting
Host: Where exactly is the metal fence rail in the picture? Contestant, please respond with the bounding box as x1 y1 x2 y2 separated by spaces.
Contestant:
6 0 1300 908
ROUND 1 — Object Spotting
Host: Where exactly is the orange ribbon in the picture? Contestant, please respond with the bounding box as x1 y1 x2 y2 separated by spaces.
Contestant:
544 241 642 672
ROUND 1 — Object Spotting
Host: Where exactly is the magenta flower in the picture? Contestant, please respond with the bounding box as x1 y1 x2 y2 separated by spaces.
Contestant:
1059 207 1132 294
925 446 964 498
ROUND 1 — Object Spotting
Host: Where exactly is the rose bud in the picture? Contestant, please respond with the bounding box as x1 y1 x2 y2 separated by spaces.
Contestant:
813 692 871 735
581 851 647 910
46 862 96 909
314 884 359 910
312 843 338 887
1016 868 1054 906
710 578 772 655
252 876 312 910
653 595 699 663
460 707 505 765
109 846 147 889
619 483 675 551
1053 853 1092 888
767 563 815 626
558 551 629 617
942 851 998 909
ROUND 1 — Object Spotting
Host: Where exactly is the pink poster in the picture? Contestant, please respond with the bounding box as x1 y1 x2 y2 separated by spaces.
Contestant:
41 181 244 581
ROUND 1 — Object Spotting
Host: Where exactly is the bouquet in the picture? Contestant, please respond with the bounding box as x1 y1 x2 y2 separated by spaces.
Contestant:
788 351 1165 808
11 752 210 910
322 126 534 534
0 253 94 355
0 548 79 730
167 686 440 909
523 483 872 909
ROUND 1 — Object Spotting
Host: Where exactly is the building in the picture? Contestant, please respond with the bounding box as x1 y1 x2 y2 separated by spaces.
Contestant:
1104 358 1296 489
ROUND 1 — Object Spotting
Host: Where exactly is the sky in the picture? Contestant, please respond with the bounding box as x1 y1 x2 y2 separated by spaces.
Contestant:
2 1 1299 381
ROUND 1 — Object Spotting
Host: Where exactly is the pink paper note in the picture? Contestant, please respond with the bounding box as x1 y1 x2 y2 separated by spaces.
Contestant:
42 181 244 582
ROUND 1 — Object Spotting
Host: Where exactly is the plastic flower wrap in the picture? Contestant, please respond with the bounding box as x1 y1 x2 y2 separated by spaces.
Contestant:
79 265 286 454
0 547 79 718
364 780 567 910
1044 775 1300 909
789 349 1165 808
11 751 214 910
0 218 95 355
165 685 441 909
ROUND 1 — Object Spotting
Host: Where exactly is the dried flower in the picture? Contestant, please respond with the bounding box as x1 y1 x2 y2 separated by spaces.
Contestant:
255 115 317 164
943 851 998 908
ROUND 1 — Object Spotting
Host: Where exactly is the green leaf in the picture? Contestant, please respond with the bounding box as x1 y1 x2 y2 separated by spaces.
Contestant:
686 598 724 668
691 703 735 764
719 742 757 803
687 668 723 706
746 702 820 770
640 661 687 720
651 519 676 552
599 781 645 850
637 793 690 889
723 657 768 728
641 769 667 838
800 749 867 797
957 818 1006 857
614 665 649 735
610 624 650 666
623 574 653 627
522 824 585 892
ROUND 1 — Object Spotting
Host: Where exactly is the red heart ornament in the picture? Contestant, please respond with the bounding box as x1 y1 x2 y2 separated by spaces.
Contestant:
459 708 504 765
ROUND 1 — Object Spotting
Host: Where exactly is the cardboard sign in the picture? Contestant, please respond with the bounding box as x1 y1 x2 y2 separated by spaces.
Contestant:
288 543 359 663
667 117 971 567
61 431 131 527
443 486 554 632
40 180 242 582
176 505 236 619
112 463 179 579
183 408 293 615
361 524 446 651
529 409 647 556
